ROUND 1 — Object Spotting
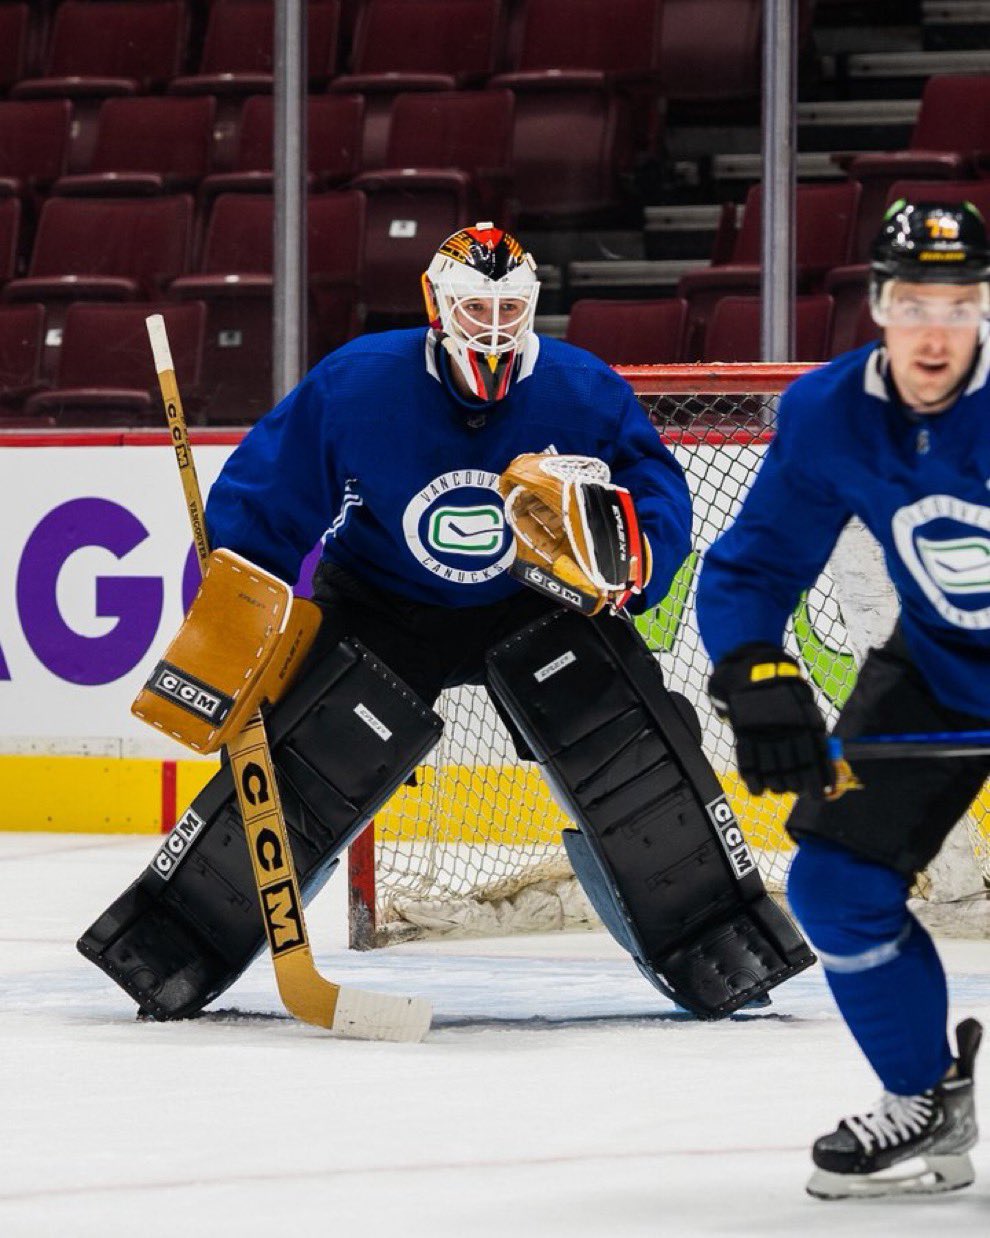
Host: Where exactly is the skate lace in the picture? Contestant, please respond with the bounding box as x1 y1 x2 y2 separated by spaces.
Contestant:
844 1092 935 1153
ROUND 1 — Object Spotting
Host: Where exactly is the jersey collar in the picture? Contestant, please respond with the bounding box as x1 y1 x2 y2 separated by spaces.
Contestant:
863 324 990 406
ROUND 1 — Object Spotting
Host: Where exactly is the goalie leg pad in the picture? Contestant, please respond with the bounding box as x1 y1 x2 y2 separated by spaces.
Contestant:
78 640 443 1019
486 610 815 1019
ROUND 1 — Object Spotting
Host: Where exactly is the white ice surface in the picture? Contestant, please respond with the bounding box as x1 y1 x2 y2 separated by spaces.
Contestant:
2 833 989 1238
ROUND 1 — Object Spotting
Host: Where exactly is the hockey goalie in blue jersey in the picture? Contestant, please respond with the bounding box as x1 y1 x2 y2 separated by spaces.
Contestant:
80 223 814 1026
697 199 989 1199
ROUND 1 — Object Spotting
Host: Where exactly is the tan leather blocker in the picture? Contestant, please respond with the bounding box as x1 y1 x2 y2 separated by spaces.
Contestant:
132 548 322 753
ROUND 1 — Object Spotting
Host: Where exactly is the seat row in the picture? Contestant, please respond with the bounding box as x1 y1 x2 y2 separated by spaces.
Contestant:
0 171 987 424
0 191 365 421
0 0 812 206
0 92 520 223
0 290 876 433
677 176 990 360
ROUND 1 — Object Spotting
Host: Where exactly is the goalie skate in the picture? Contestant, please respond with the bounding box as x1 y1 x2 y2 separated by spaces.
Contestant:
806 1019 982 1199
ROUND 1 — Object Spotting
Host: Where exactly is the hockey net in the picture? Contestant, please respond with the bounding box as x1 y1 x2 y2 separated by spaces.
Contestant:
348 362 990 948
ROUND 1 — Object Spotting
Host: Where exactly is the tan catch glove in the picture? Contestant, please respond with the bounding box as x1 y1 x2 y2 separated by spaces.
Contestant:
499 453 651 615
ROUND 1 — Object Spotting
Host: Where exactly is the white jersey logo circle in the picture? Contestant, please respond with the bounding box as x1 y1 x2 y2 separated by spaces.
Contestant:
402 469 516 585
892 494 990 629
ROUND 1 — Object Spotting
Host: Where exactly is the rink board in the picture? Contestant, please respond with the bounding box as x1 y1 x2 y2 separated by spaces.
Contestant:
0 751 803 850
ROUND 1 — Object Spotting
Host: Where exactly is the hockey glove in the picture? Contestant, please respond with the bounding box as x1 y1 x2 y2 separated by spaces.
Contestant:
708 645 833 798
499 452 651 615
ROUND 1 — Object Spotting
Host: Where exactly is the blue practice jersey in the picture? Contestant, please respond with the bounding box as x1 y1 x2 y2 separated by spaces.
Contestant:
697 334 990 716
205 328 692 613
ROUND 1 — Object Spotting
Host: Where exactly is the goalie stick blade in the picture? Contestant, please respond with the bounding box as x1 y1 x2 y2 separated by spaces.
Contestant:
330 987 433 1043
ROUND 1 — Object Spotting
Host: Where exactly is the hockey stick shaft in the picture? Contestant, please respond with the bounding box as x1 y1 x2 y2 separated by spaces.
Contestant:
144 315 430 1042
830 732 990 761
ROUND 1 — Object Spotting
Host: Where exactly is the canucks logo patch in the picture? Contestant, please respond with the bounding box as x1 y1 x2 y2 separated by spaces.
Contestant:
893 496 990 629
402 470 515 584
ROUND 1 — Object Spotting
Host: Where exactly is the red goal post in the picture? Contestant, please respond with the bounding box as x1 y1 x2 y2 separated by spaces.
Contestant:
347 362 990 949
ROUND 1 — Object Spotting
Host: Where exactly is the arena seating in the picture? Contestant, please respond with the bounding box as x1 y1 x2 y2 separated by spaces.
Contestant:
841 75 990 261
51 96 216 197
23 299 205 425
0 99 71 198
701 294 835 363
565 297 687 364
169 191 364 422
0 301 44 412
331 0 502 168
0 1 984 422
678 182 860 359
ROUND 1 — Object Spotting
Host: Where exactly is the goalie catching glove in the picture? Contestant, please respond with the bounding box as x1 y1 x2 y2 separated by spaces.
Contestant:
499 453 651 615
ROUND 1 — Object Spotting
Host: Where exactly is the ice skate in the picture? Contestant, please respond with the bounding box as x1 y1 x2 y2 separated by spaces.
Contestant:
806 1019 982 1199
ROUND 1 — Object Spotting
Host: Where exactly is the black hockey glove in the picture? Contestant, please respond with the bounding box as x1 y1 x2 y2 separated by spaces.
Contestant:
708 645 833 799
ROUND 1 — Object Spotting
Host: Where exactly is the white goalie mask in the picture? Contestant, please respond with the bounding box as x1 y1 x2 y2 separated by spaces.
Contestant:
422 222 540 403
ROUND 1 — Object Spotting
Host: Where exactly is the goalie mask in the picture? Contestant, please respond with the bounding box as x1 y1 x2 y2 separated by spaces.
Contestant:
423 223 540 403
869 199 990 327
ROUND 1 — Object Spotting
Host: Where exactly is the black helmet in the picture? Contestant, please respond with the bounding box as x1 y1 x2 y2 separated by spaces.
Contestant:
871 199 990 285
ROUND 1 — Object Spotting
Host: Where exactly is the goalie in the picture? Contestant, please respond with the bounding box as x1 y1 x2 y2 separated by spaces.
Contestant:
80 223 813 1023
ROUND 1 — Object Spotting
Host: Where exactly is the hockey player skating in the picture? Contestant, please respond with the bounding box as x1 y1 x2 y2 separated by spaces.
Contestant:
79 224 814 1027
697 199 988 1197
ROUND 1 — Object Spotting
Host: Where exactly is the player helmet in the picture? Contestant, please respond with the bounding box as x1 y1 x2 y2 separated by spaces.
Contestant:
870 199 990 325
423 223 540 402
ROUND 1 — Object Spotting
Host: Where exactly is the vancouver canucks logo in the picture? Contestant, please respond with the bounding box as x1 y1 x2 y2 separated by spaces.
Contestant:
402 469 515 584
893 495 990 629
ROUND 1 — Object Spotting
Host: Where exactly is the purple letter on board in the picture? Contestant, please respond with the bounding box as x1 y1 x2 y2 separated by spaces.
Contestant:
18 498 163 685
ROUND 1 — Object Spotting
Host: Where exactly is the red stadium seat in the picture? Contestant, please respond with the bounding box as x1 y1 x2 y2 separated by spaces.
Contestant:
330 0 503 168
565 298 688 364
0 5 30 94
658 0 761 112
501 0 665 152
24 301 205 426
0 100 72 199
370 90 515 223
171 0 340 90
12 2 188 171
170 2 342 169
0 302 45 410
678 182 860 359
702 295 835 363
485 74 635 222
5 195 193 300
3 195 193 374
169 192 365 423
200 94 364 203
348 90 515 319
52 97 216 198
490 1 657 223
841 76 990 261
0 197 22 283
658 0 814 120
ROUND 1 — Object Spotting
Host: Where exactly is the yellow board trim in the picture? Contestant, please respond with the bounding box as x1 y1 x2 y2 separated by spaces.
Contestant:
3 757 988 858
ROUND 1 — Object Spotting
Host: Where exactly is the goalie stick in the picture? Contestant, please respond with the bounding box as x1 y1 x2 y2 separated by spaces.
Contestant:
144 314 431 1042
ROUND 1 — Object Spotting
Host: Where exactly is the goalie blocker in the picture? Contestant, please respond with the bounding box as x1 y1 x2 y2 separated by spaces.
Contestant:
78 640 442 1020
486 610 816 1018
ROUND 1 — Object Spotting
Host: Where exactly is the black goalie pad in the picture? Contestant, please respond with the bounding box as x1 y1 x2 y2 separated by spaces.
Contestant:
78 640 442 1020
486 610 815 1019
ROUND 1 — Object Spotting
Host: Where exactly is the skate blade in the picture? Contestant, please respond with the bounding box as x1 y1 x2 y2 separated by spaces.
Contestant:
806 1153 975 1200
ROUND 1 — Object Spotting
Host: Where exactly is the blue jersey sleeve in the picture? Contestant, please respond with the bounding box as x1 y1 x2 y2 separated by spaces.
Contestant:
205 363 343 584
696 380 852 662
605 376 693 613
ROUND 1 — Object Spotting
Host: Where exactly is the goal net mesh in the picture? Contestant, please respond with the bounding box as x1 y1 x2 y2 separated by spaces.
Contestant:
348 364 990 947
